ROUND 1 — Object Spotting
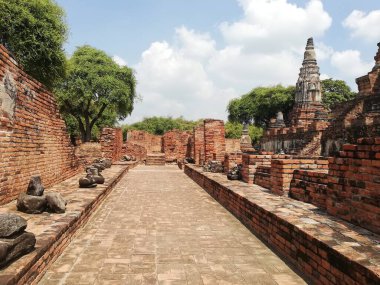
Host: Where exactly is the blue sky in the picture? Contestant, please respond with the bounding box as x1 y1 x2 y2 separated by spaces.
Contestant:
56 0 380 123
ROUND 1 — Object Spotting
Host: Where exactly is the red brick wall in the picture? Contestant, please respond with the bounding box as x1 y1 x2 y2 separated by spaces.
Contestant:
100 128 123 162
161 130 192 162
75 143 102 166
0 45 79 205
204 119 226 162
289 170 328 209
254 165 271 189
127 130 162 153
271 157 328 196
327 138 380 234
184 164 379 285
193 124 204 165
241 154 272 184
123 142 147 161
224 152 242 174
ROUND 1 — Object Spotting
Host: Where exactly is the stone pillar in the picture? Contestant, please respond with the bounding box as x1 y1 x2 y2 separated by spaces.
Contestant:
193 124 205 165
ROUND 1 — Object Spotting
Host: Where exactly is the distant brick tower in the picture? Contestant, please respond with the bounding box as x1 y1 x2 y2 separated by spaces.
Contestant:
289 38 328 127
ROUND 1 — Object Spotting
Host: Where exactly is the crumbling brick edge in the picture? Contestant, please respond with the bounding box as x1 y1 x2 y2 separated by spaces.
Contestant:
1 162 139 285
184 164 379 285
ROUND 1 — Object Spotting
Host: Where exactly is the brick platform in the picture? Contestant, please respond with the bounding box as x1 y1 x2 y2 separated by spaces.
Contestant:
146 153 166 166
0 162 138 285
185 164 380 285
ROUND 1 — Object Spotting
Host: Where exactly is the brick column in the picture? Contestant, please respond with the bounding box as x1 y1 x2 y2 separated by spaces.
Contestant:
204 119 226 162
100 128 123 162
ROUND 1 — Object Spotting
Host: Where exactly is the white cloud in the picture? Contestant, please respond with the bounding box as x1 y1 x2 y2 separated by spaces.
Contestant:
220 0 332 52
113 55 127 66
125 0 333 123
330 50 373 89
343 10 380 42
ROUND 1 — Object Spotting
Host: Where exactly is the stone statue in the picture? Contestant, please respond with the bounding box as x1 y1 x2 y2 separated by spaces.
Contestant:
79 168 97 188
86 166 105 184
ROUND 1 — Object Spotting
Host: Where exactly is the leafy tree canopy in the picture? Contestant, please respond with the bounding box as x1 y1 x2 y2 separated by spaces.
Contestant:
225 121 263 144
123 116 200 138
0 0 67 88
321 78 357 109
227 85 295 126
55 45 136 142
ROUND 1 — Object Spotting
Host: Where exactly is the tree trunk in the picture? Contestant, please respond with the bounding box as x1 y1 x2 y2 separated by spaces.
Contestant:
83 116 92 142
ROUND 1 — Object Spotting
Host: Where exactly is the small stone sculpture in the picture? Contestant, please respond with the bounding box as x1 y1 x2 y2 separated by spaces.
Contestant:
203 161 224 173
79 173 97 188
122 155 132 161
227 164 242 180
26 176 44 196
46 192 67 213
86 166 105 184
93 158 112 168
0 213 36 268
17 193 47 214
17 176 67 214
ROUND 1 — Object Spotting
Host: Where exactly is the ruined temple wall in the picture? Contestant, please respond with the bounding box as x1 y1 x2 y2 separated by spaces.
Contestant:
327 138 380 234
161 130 192 162
75 143 102 166
224 152 242 174
123 142 147 161
193 124 204 165
0 45 80 205
100 128 123 162
289 169 328 209
127 130 162 153
204 119 226 162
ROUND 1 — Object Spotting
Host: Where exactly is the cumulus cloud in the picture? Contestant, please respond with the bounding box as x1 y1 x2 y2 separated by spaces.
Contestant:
343 10 380 42
330 50 373 88
126 0 333 123
113 55 127 66
220 0 332 52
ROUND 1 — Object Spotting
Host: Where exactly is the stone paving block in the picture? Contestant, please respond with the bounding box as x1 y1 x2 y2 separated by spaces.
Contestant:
38 165 307 285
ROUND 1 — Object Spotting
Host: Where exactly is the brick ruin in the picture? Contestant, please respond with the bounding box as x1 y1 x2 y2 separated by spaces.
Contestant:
0 45 80 205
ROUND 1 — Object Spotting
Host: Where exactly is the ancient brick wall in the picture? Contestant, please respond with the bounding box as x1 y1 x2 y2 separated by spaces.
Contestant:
193 124 205 165
289 169 328 209
161 130 192 162
204 119 226 162
185 164 379 285
0 44 79 205
75 143 102 166
241 154 272 184
100 128 123 162
127 130 162 153
123 142 147 161
224 152 242 174
271 157 328 196
225 139 240 152
254 166 271 189
327 138 380 234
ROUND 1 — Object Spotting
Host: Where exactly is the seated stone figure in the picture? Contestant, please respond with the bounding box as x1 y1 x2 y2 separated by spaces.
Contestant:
227 164 243 180
86 166 105 184
79 168 97 188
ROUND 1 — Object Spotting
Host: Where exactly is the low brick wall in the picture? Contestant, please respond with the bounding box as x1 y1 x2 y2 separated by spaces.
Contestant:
184 164 380 285
327 138 380 234
224 152 242 174
123 142 147 161
241 154 272 184
75 143 102 166
0 163 138 285
254 165 271 189
271 157 329 196
289 170 328 210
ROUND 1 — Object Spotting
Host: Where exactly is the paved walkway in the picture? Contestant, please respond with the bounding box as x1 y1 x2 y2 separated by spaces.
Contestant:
39 165 306 285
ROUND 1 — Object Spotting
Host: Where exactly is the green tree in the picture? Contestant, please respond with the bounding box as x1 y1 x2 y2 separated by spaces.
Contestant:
225 121 263 144
55 45 136 142
0 0 67 88
321 78 357 109
123 116 200 137
227 85 295 126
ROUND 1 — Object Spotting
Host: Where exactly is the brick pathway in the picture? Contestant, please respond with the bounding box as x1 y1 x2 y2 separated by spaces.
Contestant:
39 165 306 285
